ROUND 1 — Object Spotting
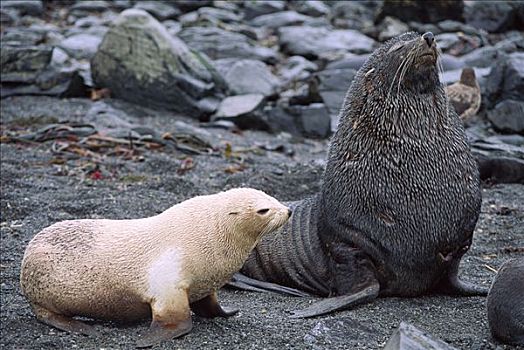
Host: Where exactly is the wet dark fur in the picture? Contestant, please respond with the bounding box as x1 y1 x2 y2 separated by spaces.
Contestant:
242 32 482 299
487 258 524 345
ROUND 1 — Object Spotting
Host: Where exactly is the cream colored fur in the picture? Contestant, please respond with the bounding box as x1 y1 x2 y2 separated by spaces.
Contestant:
20 188 290 322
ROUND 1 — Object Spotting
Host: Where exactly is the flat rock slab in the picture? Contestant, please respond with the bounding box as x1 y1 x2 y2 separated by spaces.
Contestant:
384 322 459 350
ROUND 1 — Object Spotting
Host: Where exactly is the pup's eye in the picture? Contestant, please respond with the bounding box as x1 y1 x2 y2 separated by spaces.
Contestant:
257 209 270 215
228 212 239 216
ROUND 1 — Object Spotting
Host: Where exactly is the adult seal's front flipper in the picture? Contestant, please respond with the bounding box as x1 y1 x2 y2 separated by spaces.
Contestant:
290 281 380 318
228 273 311 297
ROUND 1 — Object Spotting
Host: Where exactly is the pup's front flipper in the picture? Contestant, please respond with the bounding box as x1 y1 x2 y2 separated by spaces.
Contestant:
289 281 380 318
136 288 193 348
32 304 99 336
190 292 238 318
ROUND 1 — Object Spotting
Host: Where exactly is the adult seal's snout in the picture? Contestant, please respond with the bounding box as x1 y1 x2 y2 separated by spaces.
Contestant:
422 32 434 47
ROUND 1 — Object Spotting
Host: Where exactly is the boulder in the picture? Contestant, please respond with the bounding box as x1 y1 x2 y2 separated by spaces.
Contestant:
278 26 375 59
178 26 277 63
250 10 313 29
330 1 375 31
291 1 330 17
484 52 524 109
290 103 331 139
1 44 52 82
91 9 225 119
378 0 463 24
133 1 180 21
243 0 285 20
0 0 43 17
221 59 280 96
487 100 524 135
464 1 524 33
384 322 459 350
377 16 409 42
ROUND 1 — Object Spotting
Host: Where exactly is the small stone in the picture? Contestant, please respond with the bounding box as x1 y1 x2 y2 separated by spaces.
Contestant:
377 16 409 42
69 0 110 14
59 33 102 60
279 56 318 84
213 94 270 130
487 100 524 135
223 59 280 97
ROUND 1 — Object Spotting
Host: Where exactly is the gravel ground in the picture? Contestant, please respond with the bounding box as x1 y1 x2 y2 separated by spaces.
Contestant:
1 96 523 350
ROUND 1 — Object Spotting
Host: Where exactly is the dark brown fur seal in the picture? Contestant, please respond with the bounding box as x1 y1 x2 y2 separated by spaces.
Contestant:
487 258 524 345
20 188 291 347
233 32 485 317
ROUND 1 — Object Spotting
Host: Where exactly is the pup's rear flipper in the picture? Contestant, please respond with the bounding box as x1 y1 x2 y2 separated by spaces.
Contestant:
289 281 380 318
228 273 311 297
190 292 238 318
32 304 99 336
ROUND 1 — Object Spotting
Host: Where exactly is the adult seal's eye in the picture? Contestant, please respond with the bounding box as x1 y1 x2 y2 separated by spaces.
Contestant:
387 42 405 54
257 209 270 215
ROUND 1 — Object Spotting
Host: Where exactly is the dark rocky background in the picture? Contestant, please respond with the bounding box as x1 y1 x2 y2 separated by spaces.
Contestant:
1 0 523 349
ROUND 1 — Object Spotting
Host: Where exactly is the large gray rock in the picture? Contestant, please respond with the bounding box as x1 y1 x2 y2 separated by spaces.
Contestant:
487 100 524 135
178 26 277 63
290 103 331 139
1 44 52 82
243 0 285 20
1 44 88 98
279 26 375 59
464 1 524 33
291 1 330 17
312 68 357 120
378 0 463 24
0 0 43 17
250 10 313 29
384 322 459 350
221 59 280 96
484 52 524 109
91 9 225 118
133 1 180 21
330 1 375 30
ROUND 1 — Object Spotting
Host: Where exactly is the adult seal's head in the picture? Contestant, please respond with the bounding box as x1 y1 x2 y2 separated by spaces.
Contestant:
487 258 524 345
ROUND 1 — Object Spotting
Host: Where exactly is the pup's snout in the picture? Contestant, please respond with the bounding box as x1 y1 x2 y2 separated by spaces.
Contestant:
422 32 434 47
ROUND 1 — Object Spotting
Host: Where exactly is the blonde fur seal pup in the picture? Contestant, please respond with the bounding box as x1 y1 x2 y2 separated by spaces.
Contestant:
20 188 291 347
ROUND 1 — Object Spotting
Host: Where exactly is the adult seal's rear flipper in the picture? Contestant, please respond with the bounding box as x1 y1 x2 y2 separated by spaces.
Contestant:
290 281 380 318
228 273 311 297
434 250 488 296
